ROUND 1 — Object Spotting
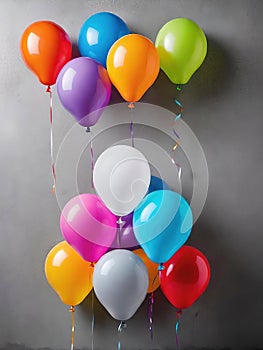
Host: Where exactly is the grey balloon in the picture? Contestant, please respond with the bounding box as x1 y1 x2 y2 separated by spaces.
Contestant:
93 249 149 321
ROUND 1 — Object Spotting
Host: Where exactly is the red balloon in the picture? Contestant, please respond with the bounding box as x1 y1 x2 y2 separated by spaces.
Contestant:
160 245 210 309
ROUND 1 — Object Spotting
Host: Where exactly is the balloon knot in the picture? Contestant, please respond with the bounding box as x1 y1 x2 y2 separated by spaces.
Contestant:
176 84 181 91
90 262 95 268
86 127 91 133
118 320 127 332
46 85 51 93
117 217 124 225
128 102 135 109
68 306 75 313
158 263 165 271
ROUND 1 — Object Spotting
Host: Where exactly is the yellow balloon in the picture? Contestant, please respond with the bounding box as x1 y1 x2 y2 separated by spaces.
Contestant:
155 18 207 85
44 241 94 306
133 249 160 293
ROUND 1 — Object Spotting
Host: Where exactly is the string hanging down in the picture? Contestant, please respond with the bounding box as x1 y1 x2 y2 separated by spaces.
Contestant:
171 98 184 180
128 102 135 147
175 309 182 348
117 320 127 350
91 289 95 350
148 292 155 339
46 85 56 194
68 306 75 350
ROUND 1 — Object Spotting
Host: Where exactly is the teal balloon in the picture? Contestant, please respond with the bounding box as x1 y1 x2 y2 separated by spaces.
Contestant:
133 190 193 263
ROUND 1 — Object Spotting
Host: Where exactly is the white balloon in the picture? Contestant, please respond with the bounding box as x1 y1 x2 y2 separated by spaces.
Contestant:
93 249 148 321
93 145 151 216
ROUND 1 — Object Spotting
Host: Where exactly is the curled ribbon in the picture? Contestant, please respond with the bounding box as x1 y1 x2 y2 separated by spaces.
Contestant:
148 292 155 339
171 98 183 181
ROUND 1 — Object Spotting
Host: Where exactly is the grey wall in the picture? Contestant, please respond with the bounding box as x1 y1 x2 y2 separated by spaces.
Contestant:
1 0 263 349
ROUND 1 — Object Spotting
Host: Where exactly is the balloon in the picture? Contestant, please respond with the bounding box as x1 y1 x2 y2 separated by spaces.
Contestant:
148 175 170 193
93 249 148 320
155 18 207 85
107 34 160 102
111 213 140 250
60 194 117 262
133 249 160 293
93 145 151 217
78 12 130 67
44 241 93 306
133 190 193 263
56 57 112 127
160 246 210 309
20 21 72 86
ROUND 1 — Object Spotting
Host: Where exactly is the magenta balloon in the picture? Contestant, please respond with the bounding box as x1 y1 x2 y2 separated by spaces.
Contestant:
111 213 140 250
60 194 117 262
57 57 112 127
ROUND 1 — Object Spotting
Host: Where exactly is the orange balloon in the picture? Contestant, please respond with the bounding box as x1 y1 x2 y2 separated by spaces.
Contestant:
133 249 160 293
107 34 160 102
20 21 72 86
44 241 93 306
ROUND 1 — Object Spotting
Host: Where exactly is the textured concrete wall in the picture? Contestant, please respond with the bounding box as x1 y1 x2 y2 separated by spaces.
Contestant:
1 0 263 349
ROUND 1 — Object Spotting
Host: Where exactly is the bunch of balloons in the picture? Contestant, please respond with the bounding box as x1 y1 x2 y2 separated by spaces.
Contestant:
20 13 207 128
20 11 210 324
44 143 210 321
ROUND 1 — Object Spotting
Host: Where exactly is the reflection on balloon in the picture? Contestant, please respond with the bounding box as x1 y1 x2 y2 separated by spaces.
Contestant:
20 21 72 86
78 12 130 67
93 249 148 320
160 246 210 309
57 57 111 127
155 18 207 85
93 145 151 217
44 241 93 306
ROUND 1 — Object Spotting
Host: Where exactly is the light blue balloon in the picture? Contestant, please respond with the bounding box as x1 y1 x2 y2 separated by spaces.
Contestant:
133 190 193 263
78 12 130 67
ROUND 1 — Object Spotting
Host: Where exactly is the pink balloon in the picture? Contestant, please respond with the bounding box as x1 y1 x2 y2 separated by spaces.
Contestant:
60 194 117 262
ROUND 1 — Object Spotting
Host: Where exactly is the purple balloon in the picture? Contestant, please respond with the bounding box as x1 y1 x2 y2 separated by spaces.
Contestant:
57 57 112 127
111 213 140 250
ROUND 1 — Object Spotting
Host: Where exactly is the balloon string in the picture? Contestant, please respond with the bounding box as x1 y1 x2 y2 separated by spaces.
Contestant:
91 289 95 350
46 85 56 194
90 132 94 189
117 217 124 248
148 292 155 339
117 321 127 350
175 309 182 348
171 98 183 181
128 102 135 147
68 306 75 350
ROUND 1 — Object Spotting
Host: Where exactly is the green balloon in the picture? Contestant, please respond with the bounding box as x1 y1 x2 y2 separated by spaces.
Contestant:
155 18 207 85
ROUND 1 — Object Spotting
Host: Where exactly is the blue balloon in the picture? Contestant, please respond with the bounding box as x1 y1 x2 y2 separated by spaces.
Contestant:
148 175 170 193
133 190 193 264
78 12 130 67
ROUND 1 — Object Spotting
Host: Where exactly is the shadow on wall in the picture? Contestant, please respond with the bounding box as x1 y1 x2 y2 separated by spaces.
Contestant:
70 35 236 112
142 35 235 113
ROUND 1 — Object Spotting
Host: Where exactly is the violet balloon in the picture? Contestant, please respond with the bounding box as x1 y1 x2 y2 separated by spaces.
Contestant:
111 213 140 250
57 57 112 127
60 194 117 262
